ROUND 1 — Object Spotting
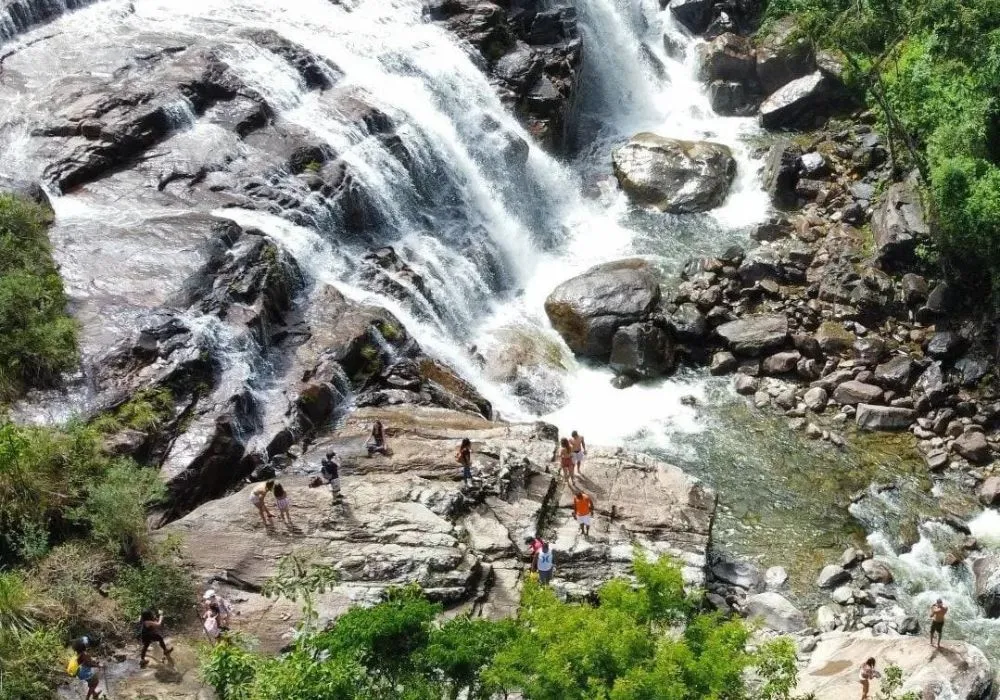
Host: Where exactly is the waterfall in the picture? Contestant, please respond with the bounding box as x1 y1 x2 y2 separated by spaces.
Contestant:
0 0 100 43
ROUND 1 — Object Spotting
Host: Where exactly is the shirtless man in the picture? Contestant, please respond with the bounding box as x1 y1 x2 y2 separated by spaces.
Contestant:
929 598 948 648
570 430 586 473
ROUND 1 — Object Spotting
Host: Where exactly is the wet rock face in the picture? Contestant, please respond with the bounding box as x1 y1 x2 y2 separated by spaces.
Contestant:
426 0 581 150
609 322 676 379
612 133 736 213
544 259 662 360
162 407 716 637
754 17 815 94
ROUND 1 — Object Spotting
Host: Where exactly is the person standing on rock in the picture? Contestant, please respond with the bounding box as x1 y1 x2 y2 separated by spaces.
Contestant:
930 598 948 648
559 437 575 485
250 479 275 526
366 420 389 456
570 430 586 473
457 438 473 487
858 657 880 700
320 451 342 500
525 535 544 571
273 482 293 526
534 541 554 585
573 490 594 537
138 608 173 668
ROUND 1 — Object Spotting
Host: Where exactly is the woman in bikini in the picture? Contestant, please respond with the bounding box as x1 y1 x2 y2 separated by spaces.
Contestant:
859 657 880 700
250 480 275 526
559 437 575 485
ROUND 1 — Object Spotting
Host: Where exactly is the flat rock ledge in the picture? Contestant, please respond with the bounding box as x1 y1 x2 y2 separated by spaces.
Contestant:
795 633 993 700
161 405 715 650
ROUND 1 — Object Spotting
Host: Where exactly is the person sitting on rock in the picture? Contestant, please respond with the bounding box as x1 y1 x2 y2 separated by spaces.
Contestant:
366 420 389 457
320 451 342 500
573 490 594 537
250 479 275 526
456 438 473 487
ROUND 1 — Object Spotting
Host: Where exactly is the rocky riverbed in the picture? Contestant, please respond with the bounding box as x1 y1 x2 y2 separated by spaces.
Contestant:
5 0 999 698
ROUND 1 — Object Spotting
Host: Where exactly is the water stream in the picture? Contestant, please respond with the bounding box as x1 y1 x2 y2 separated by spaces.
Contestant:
3 0 999 672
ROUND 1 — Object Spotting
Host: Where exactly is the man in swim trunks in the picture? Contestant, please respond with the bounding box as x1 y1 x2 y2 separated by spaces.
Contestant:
570 430 586 473
929 598 948 648
574 490 594 537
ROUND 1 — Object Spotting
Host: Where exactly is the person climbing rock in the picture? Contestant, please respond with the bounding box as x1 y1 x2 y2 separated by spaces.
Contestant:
202 589 233 630
250 479 275 526
138 608 173 668
534 541 554 585
203 603 223 644
366 420 389 456
457 437 473 487
858 657 880 700
930 598 948 648
320 450 342 499
71 637 103 699
574 490 594 536
558 437 575 485
273 482 293 526
570 430 586 473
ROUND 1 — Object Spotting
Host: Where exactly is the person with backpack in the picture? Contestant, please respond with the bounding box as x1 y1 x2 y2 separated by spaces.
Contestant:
138 609 173 668
69 637 103 699
456 438 473 487
533 542 554 585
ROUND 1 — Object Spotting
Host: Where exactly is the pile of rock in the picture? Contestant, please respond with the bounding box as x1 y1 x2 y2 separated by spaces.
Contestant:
693 18 854 127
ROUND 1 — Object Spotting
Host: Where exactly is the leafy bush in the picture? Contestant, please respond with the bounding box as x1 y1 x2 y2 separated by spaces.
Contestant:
29 542 119 640
0 194 76 398
203 556 800 700
0 626 64 700
72 462 165 556
0 570 35 636
110 559 195 624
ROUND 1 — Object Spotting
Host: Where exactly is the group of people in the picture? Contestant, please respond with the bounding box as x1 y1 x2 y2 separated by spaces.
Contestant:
69 588 235 697
857 599 949 700
249 479 294 527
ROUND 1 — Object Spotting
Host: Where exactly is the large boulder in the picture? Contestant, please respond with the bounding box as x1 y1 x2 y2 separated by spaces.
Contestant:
856 404 916 432
832 380 883 405
761 140 802 209
544 259 661 360
871 181 930 269
697 33 758 84
715 314 789 357
669 0 714 34
759 71 843 130
955 431 991 464
874 355 914 390
612 133 736 213
796 633 993 700
609 323 676 379
974 556 1000 618
745 592 806 633
755 17 815 94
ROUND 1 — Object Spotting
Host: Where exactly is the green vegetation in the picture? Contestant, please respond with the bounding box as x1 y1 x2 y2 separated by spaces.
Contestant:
0 194 76 399
0 418 193 698
203 556 802 700
762 0 1000 301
